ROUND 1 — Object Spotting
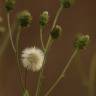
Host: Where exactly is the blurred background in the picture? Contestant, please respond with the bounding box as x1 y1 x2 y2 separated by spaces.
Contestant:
0 0 96 96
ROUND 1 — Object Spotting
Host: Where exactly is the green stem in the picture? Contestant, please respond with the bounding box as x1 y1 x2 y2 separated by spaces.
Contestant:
36 5 63 96
44 49 78 96
25 69 27 89
40 27 45 51
45 36 53 53
35 35 53 96
16 26 25 92
51 5 63 30
7 13 16 53
35 68 44 96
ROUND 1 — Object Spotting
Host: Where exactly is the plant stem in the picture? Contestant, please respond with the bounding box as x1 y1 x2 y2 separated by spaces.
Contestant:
35 37 52 96
25 69 27 89
35 67 44 96
51 5 63 30
44 49 78 96
7 13 16 53
16 26 25 92
40 27 45 51
36 5 63 96
88 54 96 96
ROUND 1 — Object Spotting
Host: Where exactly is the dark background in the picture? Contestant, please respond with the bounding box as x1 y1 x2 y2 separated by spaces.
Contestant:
0 0 96 96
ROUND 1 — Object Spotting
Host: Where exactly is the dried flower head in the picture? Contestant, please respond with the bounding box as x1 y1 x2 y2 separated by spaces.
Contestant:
21 47 44 72
60 0 75 8
17 10 32 27
5 0 16 12
50 25 62 40
40 11 49 28
74 34 90 49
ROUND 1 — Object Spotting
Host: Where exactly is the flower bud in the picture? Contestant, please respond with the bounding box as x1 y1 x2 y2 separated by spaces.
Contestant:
74 34 90 49
50 25 62 40
40 11 49 27
60 0 75 8
5 0 16 12
17 10 32 27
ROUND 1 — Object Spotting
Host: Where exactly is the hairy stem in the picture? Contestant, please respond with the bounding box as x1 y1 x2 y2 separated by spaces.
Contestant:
44 49 78 96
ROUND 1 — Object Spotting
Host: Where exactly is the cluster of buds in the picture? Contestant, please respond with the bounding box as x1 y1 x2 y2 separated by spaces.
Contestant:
17 10 32 27
5 0 16 12
60 0 75 8
39 11 49 28
74 34 90 50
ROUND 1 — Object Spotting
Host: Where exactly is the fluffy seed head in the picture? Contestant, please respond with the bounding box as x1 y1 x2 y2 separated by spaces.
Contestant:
21 47 44 72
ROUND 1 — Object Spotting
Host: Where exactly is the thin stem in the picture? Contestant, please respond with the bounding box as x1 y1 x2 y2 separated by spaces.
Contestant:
35 5 63 96
16 26 25 92
25 69 27 89
44 49 78 96
35 37 53 96
40 27 45 51
7 13 16 53
88 54 96 96
35 68 44 96
51 5 63 30
45 36 53 53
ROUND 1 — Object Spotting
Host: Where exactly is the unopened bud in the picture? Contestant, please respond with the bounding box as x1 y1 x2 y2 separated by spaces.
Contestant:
5 0 16 12
50 25 62 40
60 0 75 8
40 11 49 27
74 34 90 49
17 10 32 27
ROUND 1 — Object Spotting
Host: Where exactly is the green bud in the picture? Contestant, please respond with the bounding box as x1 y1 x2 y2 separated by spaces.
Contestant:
5 0 16 12
40 11 49 27
60 0 75 8
17 10 32 27
74 34 90 49
50 25 62 40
